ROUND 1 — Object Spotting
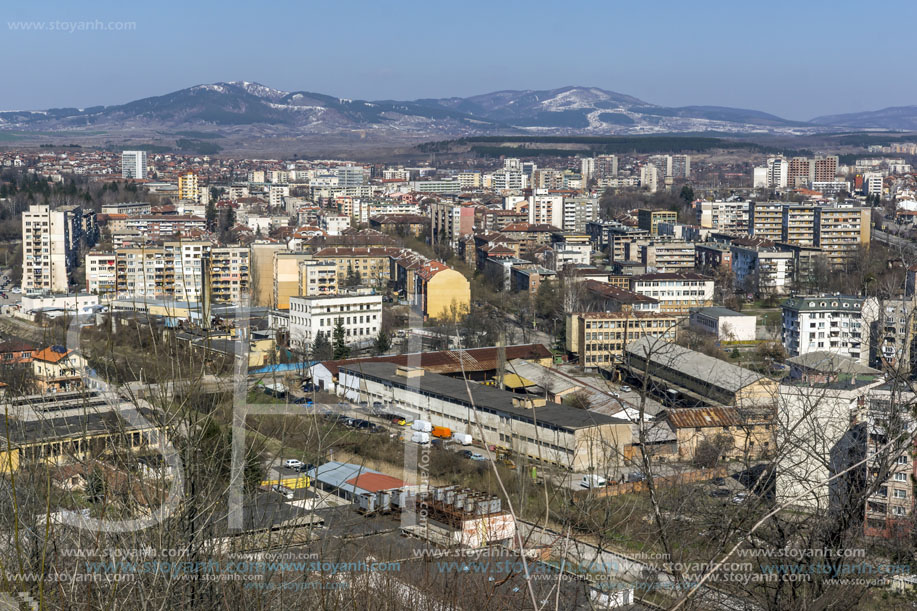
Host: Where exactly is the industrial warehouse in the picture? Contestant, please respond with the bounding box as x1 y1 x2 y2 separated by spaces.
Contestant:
338 362 632 471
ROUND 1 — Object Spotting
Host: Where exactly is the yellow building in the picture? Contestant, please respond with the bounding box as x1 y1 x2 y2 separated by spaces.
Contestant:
250 242 285 307
566 311 679 370
637 209 678 236
312 246 400 286
273 252 313 310
415 261 471 320
178 171 200 203
298 260 339 296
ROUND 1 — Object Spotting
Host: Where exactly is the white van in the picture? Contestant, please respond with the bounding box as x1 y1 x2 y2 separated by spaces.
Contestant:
581 474 607 489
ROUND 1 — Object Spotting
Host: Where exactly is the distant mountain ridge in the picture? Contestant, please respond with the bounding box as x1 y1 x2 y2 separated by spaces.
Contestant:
0 82 912 139
810 106 917 130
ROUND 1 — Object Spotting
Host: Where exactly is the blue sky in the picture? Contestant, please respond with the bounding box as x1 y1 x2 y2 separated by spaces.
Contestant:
2 0 913 120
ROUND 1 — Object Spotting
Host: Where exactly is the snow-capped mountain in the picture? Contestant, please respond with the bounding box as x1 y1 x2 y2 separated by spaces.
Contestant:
0 81 900 141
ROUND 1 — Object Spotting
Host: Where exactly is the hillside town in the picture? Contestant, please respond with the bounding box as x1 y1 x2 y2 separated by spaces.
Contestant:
2 136 917 609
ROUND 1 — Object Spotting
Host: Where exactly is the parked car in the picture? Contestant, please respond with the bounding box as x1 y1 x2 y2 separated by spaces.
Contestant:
11 287 20 294
626 472 645 483
296 463 315 473
709 488 731 498
620 385 632 393
283 459 304 470
271 484 294 499
466 452 486 461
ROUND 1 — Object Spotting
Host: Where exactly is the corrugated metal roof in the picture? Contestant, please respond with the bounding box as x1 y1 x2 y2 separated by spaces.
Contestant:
626 337 765 393
666 407 742 429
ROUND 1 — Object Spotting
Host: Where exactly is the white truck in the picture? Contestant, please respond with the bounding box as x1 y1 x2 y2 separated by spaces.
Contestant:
410 431 431 445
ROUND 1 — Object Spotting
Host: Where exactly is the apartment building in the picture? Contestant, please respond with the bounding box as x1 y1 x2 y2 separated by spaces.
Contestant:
108 215 207 239
766 157 788 188
695 200 749 232
107 242 249 303
640 241 696 273
594 155 618 180
177 171 200 202
527 192 564 227
429 202 474 246
85 252 117 295
870 299 917 371
671 155 691 179
815 207 871 267
298 260 339 297
813 155 839 183
629 272 714 315
289 292 382 349
318 213 351 236
749 202 785 241
781 295 876 365
208 246 250 303
864 386 917 538
695 243 732 270
560 196 599 232
731 242 795 295
566 311 678 370
456 172 482 189
121 150 147 179
637 209 677 236
777 363 883 512
22 204 83 293
312 246 400 287
863 172 883 196
782 205 818 245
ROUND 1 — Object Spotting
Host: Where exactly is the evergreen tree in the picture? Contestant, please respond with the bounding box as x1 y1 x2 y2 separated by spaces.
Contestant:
332 319 350 360
373 328 391 355
312 331 332 361
679 184 695 203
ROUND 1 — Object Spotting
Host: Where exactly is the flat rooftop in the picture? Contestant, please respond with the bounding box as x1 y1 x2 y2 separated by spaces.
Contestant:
340 362 628 431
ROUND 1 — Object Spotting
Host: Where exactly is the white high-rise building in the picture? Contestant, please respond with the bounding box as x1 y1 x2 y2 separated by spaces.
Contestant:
781 295 876 365
767 157 788 189
640 164 658 193
863 172 883 197
580 157 596 182
121 150 148 179
22 204 81 293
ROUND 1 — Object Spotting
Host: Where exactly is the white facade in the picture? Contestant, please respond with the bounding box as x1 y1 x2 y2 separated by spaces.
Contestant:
121 150 147 179
863 172 883 196
22 204 78 293
767 157 788 188
288 293 382 350
689 308 757 342
527 192 564 227
731 245 794 296
318 213 351 236
781 296 877 365
639 164 658 193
